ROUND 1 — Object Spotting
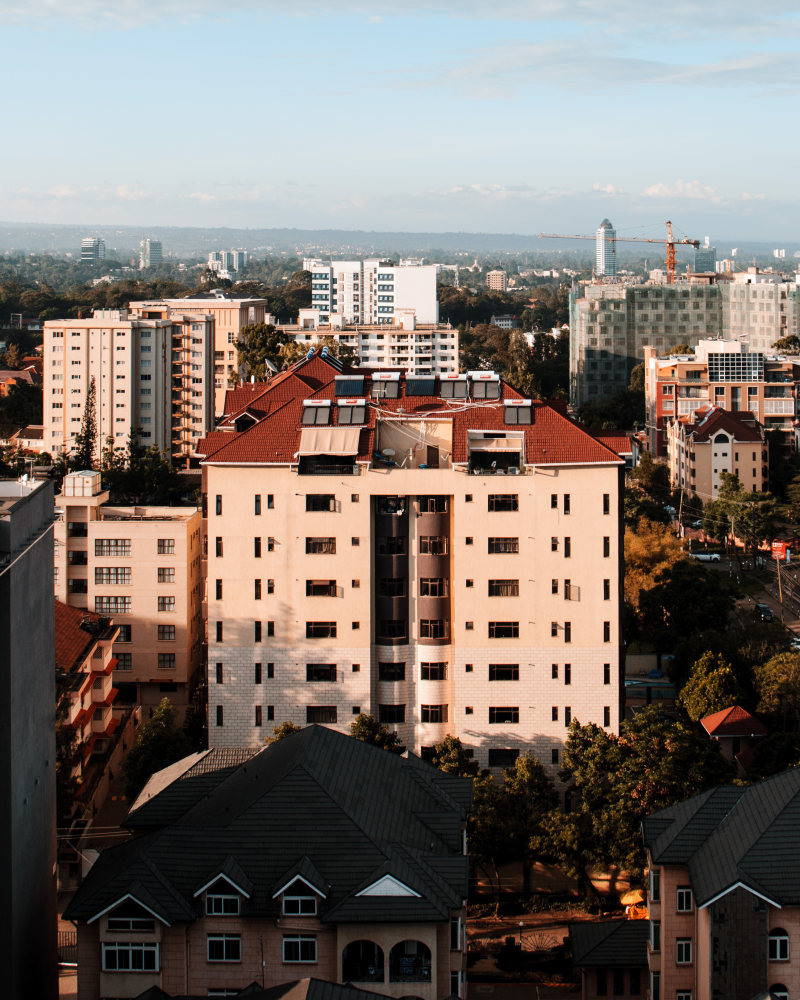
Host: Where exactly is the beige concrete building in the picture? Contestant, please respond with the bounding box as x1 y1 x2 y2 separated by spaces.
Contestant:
665 406 767 501
54 471 203 716
43 309 214 468
486 270 508 292
199 351 624 780
129 296 268 413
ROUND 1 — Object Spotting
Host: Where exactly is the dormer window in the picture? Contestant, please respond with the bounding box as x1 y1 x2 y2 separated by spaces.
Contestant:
283 892 317 916
206 892 241 916
104 898 158 933
302 400 332 426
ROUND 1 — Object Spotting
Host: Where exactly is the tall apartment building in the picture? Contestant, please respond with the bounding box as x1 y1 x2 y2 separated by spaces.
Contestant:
43 309 214 467
284 311 459 375
199 351 624 779
694 241 716 272
486 270 508 292
645 340 799 456
595 219 617 277
80 237 105 264
54 471 203 717
207 249 248 276
129 297 268 413
569 276 800 408
306 259 439 326
139 238 163 268
0 478 57 1000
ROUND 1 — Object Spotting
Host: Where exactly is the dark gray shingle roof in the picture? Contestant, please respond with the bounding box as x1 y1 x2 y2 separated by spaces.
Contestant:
570 919 649 968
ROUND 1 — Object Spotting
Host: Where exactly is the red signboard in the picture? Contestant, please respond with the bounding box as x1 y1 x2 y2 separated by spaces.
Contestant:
772 541 787 560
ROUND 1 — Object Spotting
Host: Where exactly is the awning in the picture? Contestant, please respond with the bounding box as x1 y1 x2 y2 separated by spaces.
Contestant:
468 437 522 451
298 426 361 456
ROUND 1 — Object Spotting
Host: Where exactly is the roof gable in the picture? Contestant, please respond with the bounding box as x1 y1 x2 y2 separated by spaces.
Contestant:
355 874 421 898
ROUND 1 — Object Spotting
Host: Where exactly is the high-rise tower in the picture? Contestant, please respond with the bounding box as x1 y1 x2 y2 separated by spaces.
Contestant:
595 219 617 277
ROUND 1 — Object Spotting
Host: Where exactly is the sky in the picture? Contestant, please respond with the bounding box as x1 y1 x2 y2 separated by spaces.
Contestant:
2 0 800 240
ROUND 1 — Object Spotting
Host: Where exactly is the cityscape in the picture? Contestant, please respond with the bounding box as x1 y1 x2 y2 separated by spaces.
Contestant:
3 3 800 1000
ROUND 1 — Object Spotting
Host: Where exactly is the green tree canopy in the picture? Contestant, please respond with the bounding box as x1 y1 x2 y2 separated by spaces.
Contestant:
703 472 776 557
624 518 687 611
236 323 296 379
121 698 191 799
267 721 303 743
677 651 743 722
349 714 405 753
754 652 800 730
101 431 187 505
429 735 479 776
637 559 736 651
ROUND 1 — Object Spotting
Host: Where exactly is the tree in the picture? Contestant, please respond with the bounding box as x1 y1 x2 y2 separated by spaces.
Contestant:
349 714 405 753
236 323 294 379
772 335 800 352
624 518 686 610
638 558 736 651
121 698 191 799
502 752 558 892
745 732 800 780
677 651 743 721
629 451 670 502
429 735 478 775
754 652 800 730
101 430 187 505
267 721 303 743
72 376 97 469
624 488 670 529
703 472 776 559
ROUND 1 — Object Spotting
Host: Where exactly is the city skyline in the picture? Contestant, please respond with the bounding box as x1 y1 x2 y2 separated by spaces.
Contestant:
2 2 799 237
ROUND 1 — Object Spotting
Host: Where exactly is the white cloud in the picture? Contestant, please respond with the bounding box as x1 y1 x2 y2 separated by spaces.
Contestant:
115 184 147 201
593 183 624 196
46 184 76 198
642 179 724 203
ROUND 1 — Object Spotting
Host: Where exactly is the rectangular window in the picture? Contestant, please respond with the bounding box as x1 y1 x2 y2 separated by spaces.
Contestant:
306 622 337 638
563 580 571 600
268 494 274 509
551 537 558 552
215 495 222 515
157 568 175 583
215 705 223 727
216 663 223 685
420 619 449 639
421 704 448 723
650 921 660 952
604 663 611 685
283 895 317 916
603 493 610 515
676 887 693 912
306 580 337 597
604 706 611 726
207 934 241 962
489 622 519 638
489 664 519 681
255 579 262 600
379 704 406 723
676 938 692 965
488 579 519 597
95 539 131 557
157 596 175 612
306 663 336 682
551 493 558 509
94 567 131 585
206 894 240 916
215 537 223 557
255 663 262 684
102 942 159 972
418 496 448 513
283 935 317 963
604 579 611 600
268 537 275 552
116 624 132 643
420 661 447 681
488 494 519 512
488 537 518 554
551 663 558 679
254 537 261 557
565 706 572 726
157 538 175 554
563 494 570 514
420 578 447 597
378 619 407 640
650 872 660 903
255 705 262 727
216 622 223 642
419 535 446 555
157 653 175 670
306 537 336 554
95 597 131 614
306 494 336 512
380 578 406 597
306 707 336 724
115 652 132 670
604 621 611 642
255 494 261 515
379 662 406 682
564 622 571 643
488 748 520 767
254 621 262 642
564 537 571 558
552 578 558 594
489 707 519 724
603 536 611 557
215 579 223 600
564 663 572 685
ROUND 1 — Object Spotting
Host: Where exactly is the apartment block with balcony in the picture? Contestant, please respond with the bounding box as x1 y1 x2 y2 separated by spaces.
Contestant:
64 725 471 1000
198 350 624 777
642 767 800 1000
130 297 269 413
43 309 214 469
305 259 439 327
54 471 203 717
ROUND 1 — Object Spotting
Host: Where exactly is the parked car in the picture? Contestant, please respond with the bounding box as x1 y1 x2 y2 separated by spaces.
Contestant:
755 603 773 622
789 636 800 651
690 519 703 529
692 552 721 563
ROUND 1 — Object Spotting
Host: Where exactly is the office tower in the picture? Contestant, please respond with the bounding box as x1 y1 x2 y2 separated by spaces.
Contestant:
595 219 617 277
486 270 508 292
139 238 163 269
80 237 105 264
694 241 717 272
308 259 439 326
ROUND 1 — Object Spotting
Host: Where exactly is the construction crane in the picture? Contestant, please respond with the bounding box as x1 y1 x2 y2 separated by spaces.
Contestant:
538 221 700 284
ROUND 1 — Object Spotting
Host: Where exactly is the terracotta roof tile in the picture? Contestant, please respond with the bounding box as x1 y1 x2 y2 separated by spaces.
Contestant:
55 600 100 675
701 704 768 737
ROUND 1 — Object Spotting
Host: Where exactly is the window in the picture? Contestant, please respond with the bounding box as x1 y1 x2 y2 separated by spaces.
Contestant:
157 538 175 554
769 929 790 962
380 578 406 597
215 579 223 600
379 662 405 681
379 704 406 723
564 537 571 558
421 661 447 680
255 494 261 515
306 580 337 597
563 494 570 514
488 748 520 767
95 539 131 557
158 653 175 670
95 597 131 614
207 934 241 962
604 579 611 600
551 537 559 552
306 537 336 554
205 890 240 916
420 578 447 597
489 621 519 638
418 496 448 512
157 597 175 612
283 891 317 916
102 942 159 972
115 653 132 670
488 494 518 511
489 664 519 681
489 537 518 554
676 886 693 912
604 706 611 726
489 707 519 724
268 705 274 720
157 568 174 583
603 536 611 557
254 579 262 600
95 567 131 585
563 580 572 600
420 619 448 639
106 912 155 931
268 494 274 509
283 935 317 963
306 663 336 682
268 537 275 551
604 621 611 642
564 622 571 643
604 663 611 685
676 938 692 965
306 621 336 639
419 536 446 555
215 537 223 557
378 535 406 555
378 619 407 640
421 704 448 723
306 494 336 512
488 579 519 597
564 663 572 685
255 663 262 684
306 706 336 723
564 706 572 726
216 622 223 642
649 870 660 902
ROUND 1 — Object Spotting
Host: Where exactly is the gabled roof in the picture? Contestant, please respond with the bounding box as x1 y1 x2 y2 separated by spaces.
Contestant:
65 727 471 927
199 351 622 469
570 919 649 968
130 978 403 1000
55 600 116 676
643 768 800 908
701 705 768 738
675 406 763 443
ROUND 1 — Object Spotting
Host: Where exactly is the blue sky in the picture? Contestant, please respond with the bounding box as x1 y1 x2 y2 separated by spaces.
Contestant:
3 1 799 239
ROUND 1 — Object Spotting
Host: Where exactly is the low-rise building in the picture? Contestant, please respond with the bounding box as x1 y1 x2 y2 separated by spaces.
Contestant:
700 704 767 773
64 725 471 1000
642 767 800 1000
54 471 203 718
570 919 648 1000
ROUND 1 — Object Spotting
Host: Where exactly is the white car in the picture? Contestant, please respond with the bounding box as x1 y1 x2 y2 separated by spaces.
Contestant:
692 552 721 563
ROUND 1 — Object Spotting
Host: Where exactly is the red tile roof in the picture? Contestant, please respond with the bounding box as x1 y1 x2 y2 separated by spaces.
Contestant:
678 406 763 443
701 704 768 738
200 352 623 469
594 432 634 456
55 601 100 675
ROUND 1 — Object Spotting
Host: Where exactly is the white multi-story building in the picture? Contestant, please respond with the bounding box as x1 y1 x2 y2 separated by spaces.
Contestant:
139 238 163 269
80 237 105 264
595 219 617 277
307 259 439 326
43 309 214 467
199 351 624 783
